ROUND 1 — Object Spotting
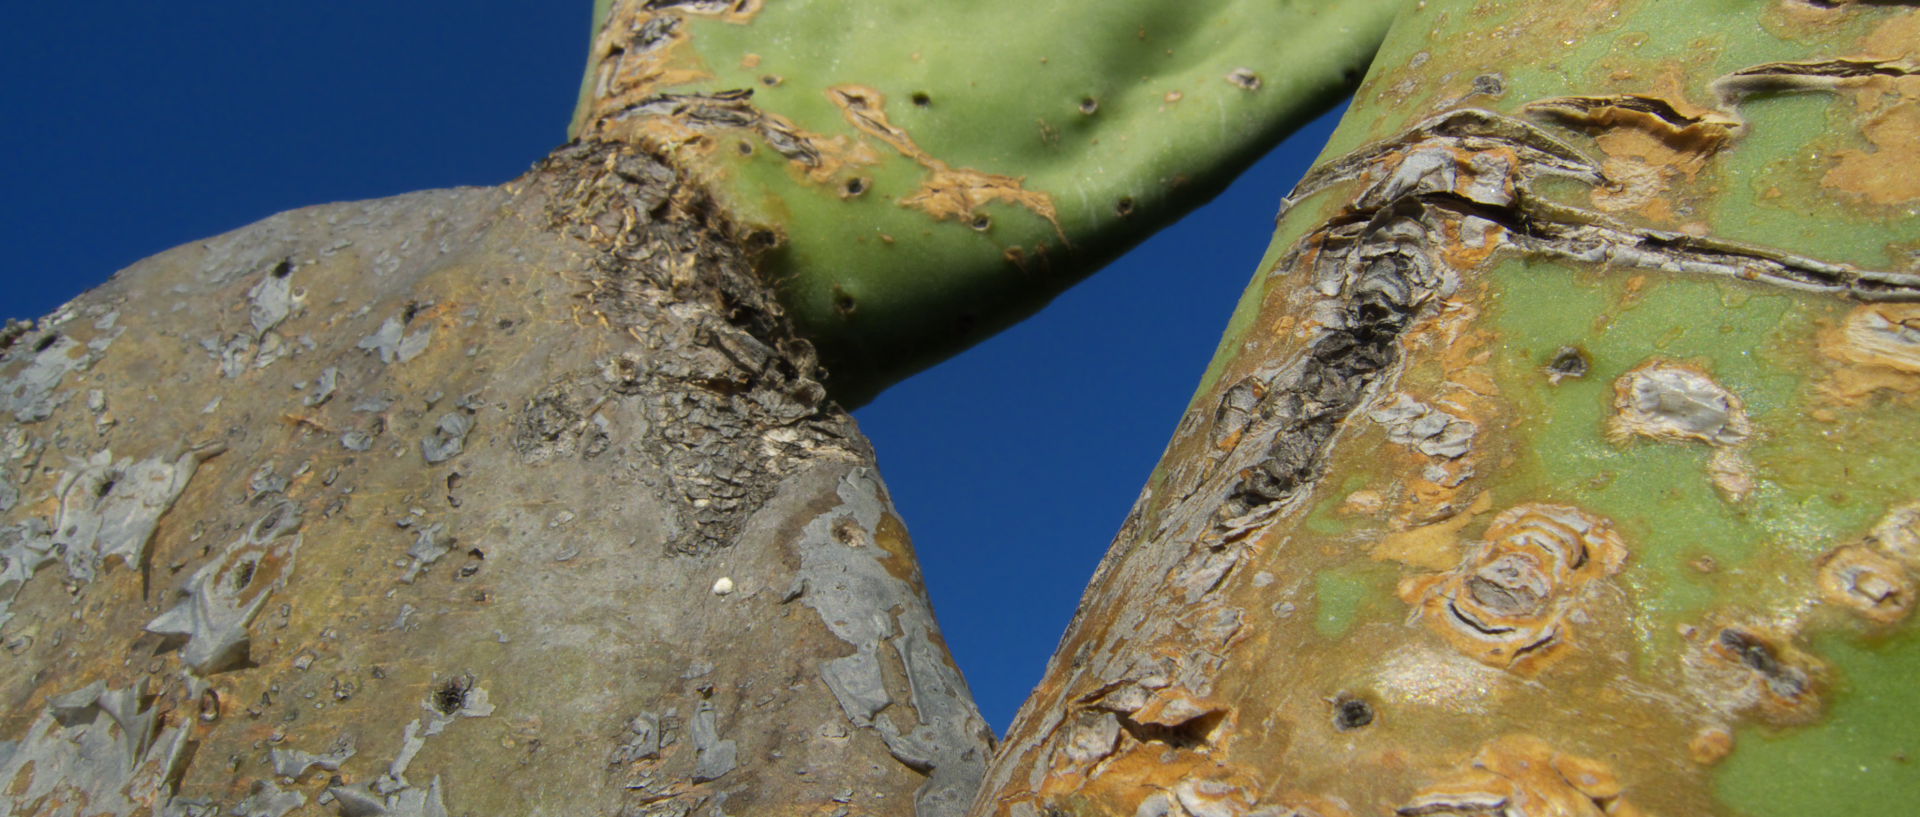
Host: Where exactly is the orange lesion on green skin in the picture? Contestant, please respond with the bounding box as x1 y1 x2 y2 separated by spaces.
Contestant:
1817 302 1920 403
1815 9 1920 206
1525 91 1736 228
577 2 883 198
826 86 1062 236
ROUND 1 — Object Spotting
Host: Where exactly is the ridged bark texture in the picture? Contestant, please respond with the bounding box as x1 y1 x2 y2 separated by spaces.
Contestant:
974 2 1920 816
0 144 991 816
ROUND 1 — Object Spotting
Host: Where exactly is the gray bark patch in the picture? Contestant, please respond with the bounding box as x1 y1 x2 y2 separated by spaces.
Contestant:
1 333 87 423
795 468 992 817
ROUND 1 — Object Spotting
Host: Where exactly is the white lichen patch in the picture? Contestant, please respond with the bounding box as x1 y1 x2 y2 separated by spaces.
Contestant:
1610 361 1750 445
1610 360 1756 501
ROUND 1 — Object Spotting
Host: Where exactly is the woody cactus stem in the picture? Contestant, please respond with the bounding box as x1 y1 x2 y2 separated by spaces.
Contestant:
572 0 1399 405
975 1 1920 815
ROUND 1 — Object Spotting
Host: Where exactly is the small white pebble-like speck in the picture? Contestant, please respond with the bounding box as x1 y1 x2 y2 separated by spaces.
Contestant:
711 577 735 596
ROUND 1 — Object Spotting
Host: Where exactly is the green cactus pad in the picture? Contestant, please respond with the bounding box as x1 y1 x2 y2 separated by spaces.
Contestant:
572 0 1398 404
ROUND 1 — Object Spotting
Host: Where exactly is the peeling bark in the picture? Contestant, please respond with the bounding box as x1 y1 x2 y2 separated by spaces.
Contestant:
974 2 1920 816
0 145 989 816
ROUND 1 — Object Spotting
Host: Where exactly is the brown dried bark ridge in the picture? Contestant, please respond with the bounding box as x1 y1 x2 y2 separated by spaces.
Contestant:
0 142 992 816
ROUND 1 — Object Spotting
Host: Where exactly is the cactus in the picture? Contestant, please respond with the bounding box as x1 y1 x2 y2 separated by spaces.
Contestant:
977 1 1920 814
8 1 1919 815
571 0 1400 404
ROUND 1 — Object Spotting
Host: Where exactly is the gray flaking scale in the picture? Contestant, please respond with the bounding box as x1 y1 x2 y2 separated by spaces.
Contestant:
420 412 473 463
1368 393 1478 459
270 739 358 778
0 476 15 512
147 505 302 674
236 779 307 817
325 682 485 817
689 699 739 782
612 713 662 763
49 446 215 583
305 366 339 407
357 316 433 365
820 644 892 725
0 680 192 815
0 520 57 628
247 263 299 335
401 522 454 582
795 469 992 817
341 429 376 451
327 776 449 817
1 333 87 423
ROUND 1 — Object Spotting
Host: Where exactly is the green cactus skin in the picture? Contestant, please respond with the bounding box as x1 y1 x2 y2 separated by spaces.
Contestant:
572 0 1400 405
973 1 1920 815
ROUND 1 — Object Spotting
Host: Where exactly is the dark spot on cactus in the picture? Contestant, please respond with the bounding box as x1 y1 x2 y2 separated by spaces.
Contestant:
1078 97 1099 115
496 318 514 331
736 140 753 156
33 333 59 353
199 688 222 722
760 74 783 87
970 214 993 232
743 229 778 254
433 676 470 715
1718 628 1807 697
1546 346 1589 381
1227 68 1262 91
844 177 870 197
234 559 257 590
402 301 423 323
911 92 931 107
270 258 293 279
832 287 858 317
1332 695 1374 731
96 476 117 497
1115 196 1136 217
1470 73 1506 98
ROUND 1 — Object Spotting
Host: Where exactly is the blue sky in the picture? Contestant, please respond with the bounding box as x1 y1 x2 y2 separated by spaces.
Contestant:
0 2 1342 732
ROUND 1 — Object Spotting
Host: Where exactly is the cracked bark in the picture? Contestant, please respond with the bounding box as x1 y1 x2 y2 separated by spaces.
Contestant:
972 2 1920 816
